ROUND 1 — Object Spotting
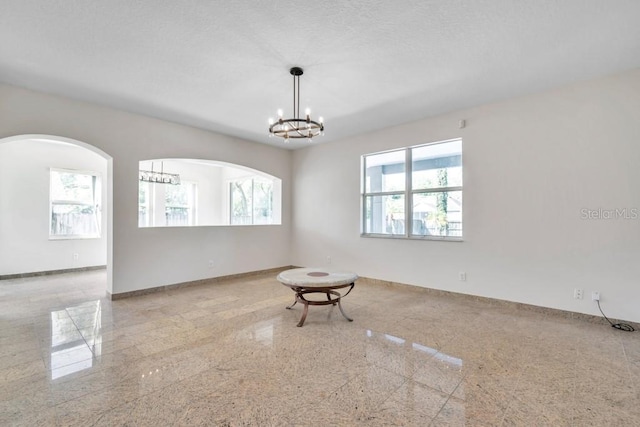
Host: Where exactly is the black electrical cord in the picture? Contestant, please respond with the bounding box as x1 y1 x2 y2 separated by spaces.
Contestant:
596 300 635 332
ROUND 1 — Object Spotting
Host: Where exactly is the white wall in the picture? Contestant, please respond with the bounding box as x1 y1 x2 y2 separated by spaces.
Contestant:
0 84 292 295
292 68 640 323
0 139 107 275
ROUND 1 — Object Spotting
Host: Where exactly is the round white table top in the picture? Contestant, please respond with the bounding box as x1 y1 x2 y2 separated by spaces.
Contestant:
277 268 358 288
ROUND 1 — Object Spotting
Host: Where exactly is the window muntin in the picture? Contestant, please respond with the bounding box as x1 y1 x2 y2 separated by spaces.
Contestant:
50 169 101 239
362 139 462 240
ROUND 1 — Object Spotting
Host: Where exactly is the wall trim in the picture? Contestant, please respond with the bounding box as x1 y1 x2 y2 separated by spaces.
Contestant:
108 266 296 300
358 276 640 330
0 265 107 280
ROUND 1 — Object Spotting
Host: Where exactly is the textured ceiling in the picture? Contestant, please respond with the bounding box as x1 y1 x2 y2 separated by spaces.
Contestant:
1 1 640 149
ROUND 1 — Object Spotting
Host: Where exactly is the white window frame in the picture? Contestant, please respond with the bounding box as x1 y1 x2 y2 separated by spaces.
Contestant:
361 138 463 241
49 168 101 240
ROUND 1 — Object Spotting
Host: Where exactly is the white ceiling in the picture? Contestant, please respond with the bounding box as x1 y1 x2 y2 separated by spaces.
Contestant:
1 1 639 149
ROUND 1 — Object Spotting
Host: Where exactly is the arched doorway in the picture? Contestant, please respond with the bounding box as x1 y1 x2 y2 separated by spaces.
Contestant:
0 134 113 293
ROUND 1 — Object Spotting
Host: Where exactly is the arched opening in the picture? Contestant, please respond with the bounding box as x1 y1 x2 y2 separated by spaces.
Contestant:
0 134 113 293
138 158 282 227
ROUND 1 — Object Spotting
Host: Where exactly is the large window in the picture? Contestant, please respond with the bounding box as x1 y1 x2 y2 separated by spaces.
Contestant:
230 177 274 225
50 169 101 238
362 139 462 240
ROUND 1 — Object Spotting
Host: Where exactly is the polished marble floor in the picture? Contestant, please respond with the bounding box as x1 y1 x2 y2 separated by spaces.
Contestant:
1 270 639 426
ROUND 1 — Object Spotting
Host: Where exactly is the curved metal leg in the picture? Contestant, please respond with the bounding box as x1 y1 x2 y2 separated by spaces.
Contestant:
337 299 353 322
326 292 336 305
286 299 297 309
297 302 309 327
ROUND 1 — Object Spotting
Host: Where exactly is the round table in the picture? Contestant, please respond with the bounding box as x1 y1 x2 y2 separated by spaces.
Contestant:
277 268 358 327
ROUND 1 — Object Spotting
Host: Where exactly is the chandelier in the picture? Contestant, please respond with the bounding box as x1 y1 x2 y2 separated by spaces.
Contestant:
139 161 181 185
268 67 324 142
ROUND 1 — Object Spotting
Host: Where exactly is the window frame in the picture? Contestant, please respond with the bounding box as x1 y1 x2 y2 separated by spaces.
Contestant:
361 138 463 241
49 168 102 240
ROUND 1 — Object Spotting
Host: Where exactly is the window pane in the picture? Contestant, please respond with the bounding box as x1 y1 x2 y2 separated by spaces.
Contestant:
51 203 98 236
412 191 462 237
51 171 95 204
165 183 195 226
50 170 99 237
252 178 273 225
365 150 405 193
364 194 405 235
138 182 150 227
412 141 462 190
231 179 253 225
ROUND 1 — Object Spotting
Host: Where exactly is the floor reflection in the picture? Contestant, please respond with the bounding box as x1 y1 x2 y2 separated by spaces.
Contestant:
367 328 463 367
238 318 276 347
50 300 102 380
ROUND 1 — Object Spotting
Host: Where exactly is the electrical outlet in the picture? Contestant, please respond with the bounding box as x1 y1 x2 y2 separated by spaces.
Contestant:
208 260 214 269
326 256 332 264
73 253 79 261
592 291 600 301
459 272 467 281
573 288 583 299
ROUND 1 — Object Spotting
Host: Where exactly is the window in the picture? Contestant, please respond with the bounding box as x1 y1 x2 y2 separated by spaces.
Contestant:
138 181 197 227
361 138 462 240
230 177 274 225
50 169 101 238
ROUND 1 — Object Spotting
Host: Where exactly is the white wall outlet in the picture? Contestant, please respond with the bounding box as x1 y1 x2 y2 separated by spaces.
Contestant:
208 260 214 269
592 291 600 301
73 253 79 261
573 288 583 299
326 256 332 264
459 272 466 281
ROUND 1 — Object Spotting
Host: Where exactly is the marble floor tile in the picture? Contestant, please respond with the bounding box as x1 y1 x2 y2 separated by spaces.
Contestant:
1 269 639 426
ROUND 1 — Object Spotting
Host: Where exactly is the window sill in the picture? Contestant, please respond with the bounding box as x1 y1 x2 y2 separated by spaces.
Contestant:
360 233 463 242
49 235 101 241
